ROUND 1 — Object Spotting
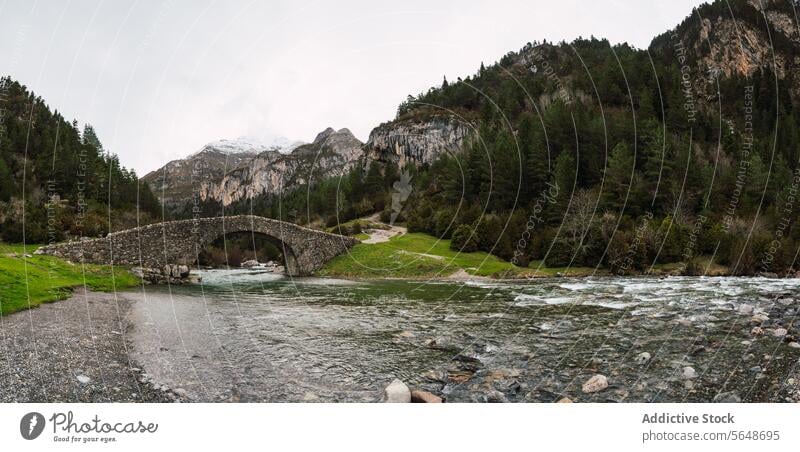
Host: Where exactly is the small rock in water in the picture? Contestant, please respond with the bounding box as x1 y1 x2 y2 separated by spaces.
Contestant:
636 352 652 365
241 260 258 268
475 390 508 403
772 328 788 337
582 374 608 393
690 345 707 356
410 390 442 403
173 388 188 399
788 342 800 349
76 375 91 384
682 366 697 379
556 397 573 403
751 327 764 336
751 314 769 324
713 391 741 403
738 304 754 315
588 357 605 367
384 379 411 403
178 265 190 277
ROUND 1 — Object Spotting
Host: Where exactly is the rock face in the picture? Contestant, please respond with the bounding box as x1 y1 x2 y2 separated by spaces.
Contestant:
650 0 800 99
142 117 476 211
199 128 363 206
142 137 298 208
35 215 358 278
363 116 473 168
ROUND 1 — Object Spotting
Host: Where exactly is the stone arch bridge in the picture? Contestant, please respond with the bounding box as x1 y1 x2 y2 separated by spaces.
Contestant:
36 215 358 277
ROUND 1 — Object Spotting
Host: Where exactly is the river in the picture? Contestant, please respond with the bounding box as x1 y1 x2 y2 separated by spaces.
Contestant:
125 270 800 402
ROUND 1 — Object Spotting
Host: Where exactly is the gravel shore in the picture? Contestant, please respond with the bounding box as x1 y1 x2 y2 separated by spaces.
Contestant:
0 289 173 402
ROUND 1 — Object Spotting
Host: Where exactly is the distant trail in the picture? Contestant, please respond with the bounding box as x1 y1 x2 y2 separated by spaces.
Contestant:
360 214 406 244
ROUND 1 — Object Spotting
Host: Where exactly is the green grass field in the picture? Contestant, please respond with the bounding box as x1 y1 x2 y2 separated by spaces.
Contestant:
317 232 507 278
318 232 600 279
0 243 139 316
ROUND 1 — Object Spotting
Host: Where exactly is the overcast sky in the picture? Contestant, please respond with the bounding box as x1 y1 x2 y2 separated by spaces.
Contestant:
0 0 707 175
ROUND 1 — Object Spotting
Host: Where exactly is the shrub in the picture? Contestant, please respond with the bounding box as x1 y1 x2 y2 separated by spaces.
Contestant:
450 224 478 252
325 215 340 228
683 257 703 276
474 214 502 250
433 207 456 239
544 236 574 268
407 202 433 233
656 217 686 263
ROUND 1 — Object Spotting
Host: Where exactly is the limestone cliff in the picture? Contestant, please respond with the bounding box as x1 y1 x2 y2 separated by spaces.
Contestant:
362 116 473 168
650 0 800 98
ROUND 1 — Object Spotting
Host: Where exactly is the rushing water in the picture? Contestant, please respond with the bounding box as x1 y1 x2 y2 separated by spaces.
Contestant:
125 271 800 402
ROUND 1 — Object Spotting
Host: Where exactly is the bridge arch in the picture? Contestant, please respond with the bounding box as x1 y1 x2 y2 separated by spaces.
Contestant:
196 221 302 275
36 215 357 277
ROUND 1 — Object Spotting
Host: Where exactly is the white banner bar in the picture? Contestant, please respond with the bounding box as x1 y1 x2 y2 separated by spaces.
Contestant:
1 403 797 451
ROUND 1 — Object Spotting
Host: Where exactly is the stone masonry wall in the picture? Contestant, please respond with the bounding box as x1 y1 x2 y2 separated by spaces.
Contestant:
35 215 358 278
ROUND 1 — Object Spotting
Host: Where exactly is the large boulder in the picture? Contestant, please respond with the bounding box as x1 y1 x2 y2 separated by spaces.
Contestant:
384 379 411 403
410 390 442 403
581 374 608 393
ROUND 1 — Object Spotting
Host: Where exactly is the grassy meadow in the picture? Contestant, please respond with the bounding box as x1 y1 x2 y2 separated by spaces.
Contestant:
0 243 139 316
317 231 600 279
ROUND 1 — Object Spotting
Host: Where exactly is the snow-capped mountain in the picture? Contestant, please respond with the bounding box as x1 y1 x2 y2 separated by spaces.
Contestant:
188 136 303 158
199 128 364 206
143 129 361 209
143 135 302 208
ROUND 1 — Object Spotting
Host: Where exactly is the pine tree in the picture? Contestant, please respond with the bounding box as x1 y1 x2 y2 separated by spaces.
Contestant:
518 112 549 200
548 150 576 223
489 128 521 210
602 142 635 213
82 124 103 151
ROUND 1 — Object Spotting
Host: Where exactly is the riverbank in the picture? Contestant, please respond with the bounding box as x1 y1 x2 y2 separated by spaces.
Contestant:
0 243 139 315
0 289 174 402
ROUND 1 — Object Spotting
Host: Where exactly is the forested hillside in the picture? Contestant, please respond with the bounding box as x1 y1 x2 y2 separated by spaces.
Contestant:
219 0 800 276
0 77 161 243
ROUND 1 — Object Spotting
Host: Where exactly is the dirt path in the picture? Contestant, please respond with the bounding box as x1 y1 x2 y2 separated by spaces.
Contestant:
0 289 173 402
360 214 407 244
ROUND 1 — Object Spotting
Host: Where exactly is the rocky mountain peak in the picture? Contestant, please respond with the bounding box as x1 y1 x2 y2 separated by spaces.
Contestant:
650 0 800 83
193 126 364 207
311 127 358 145
313 127 337 143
